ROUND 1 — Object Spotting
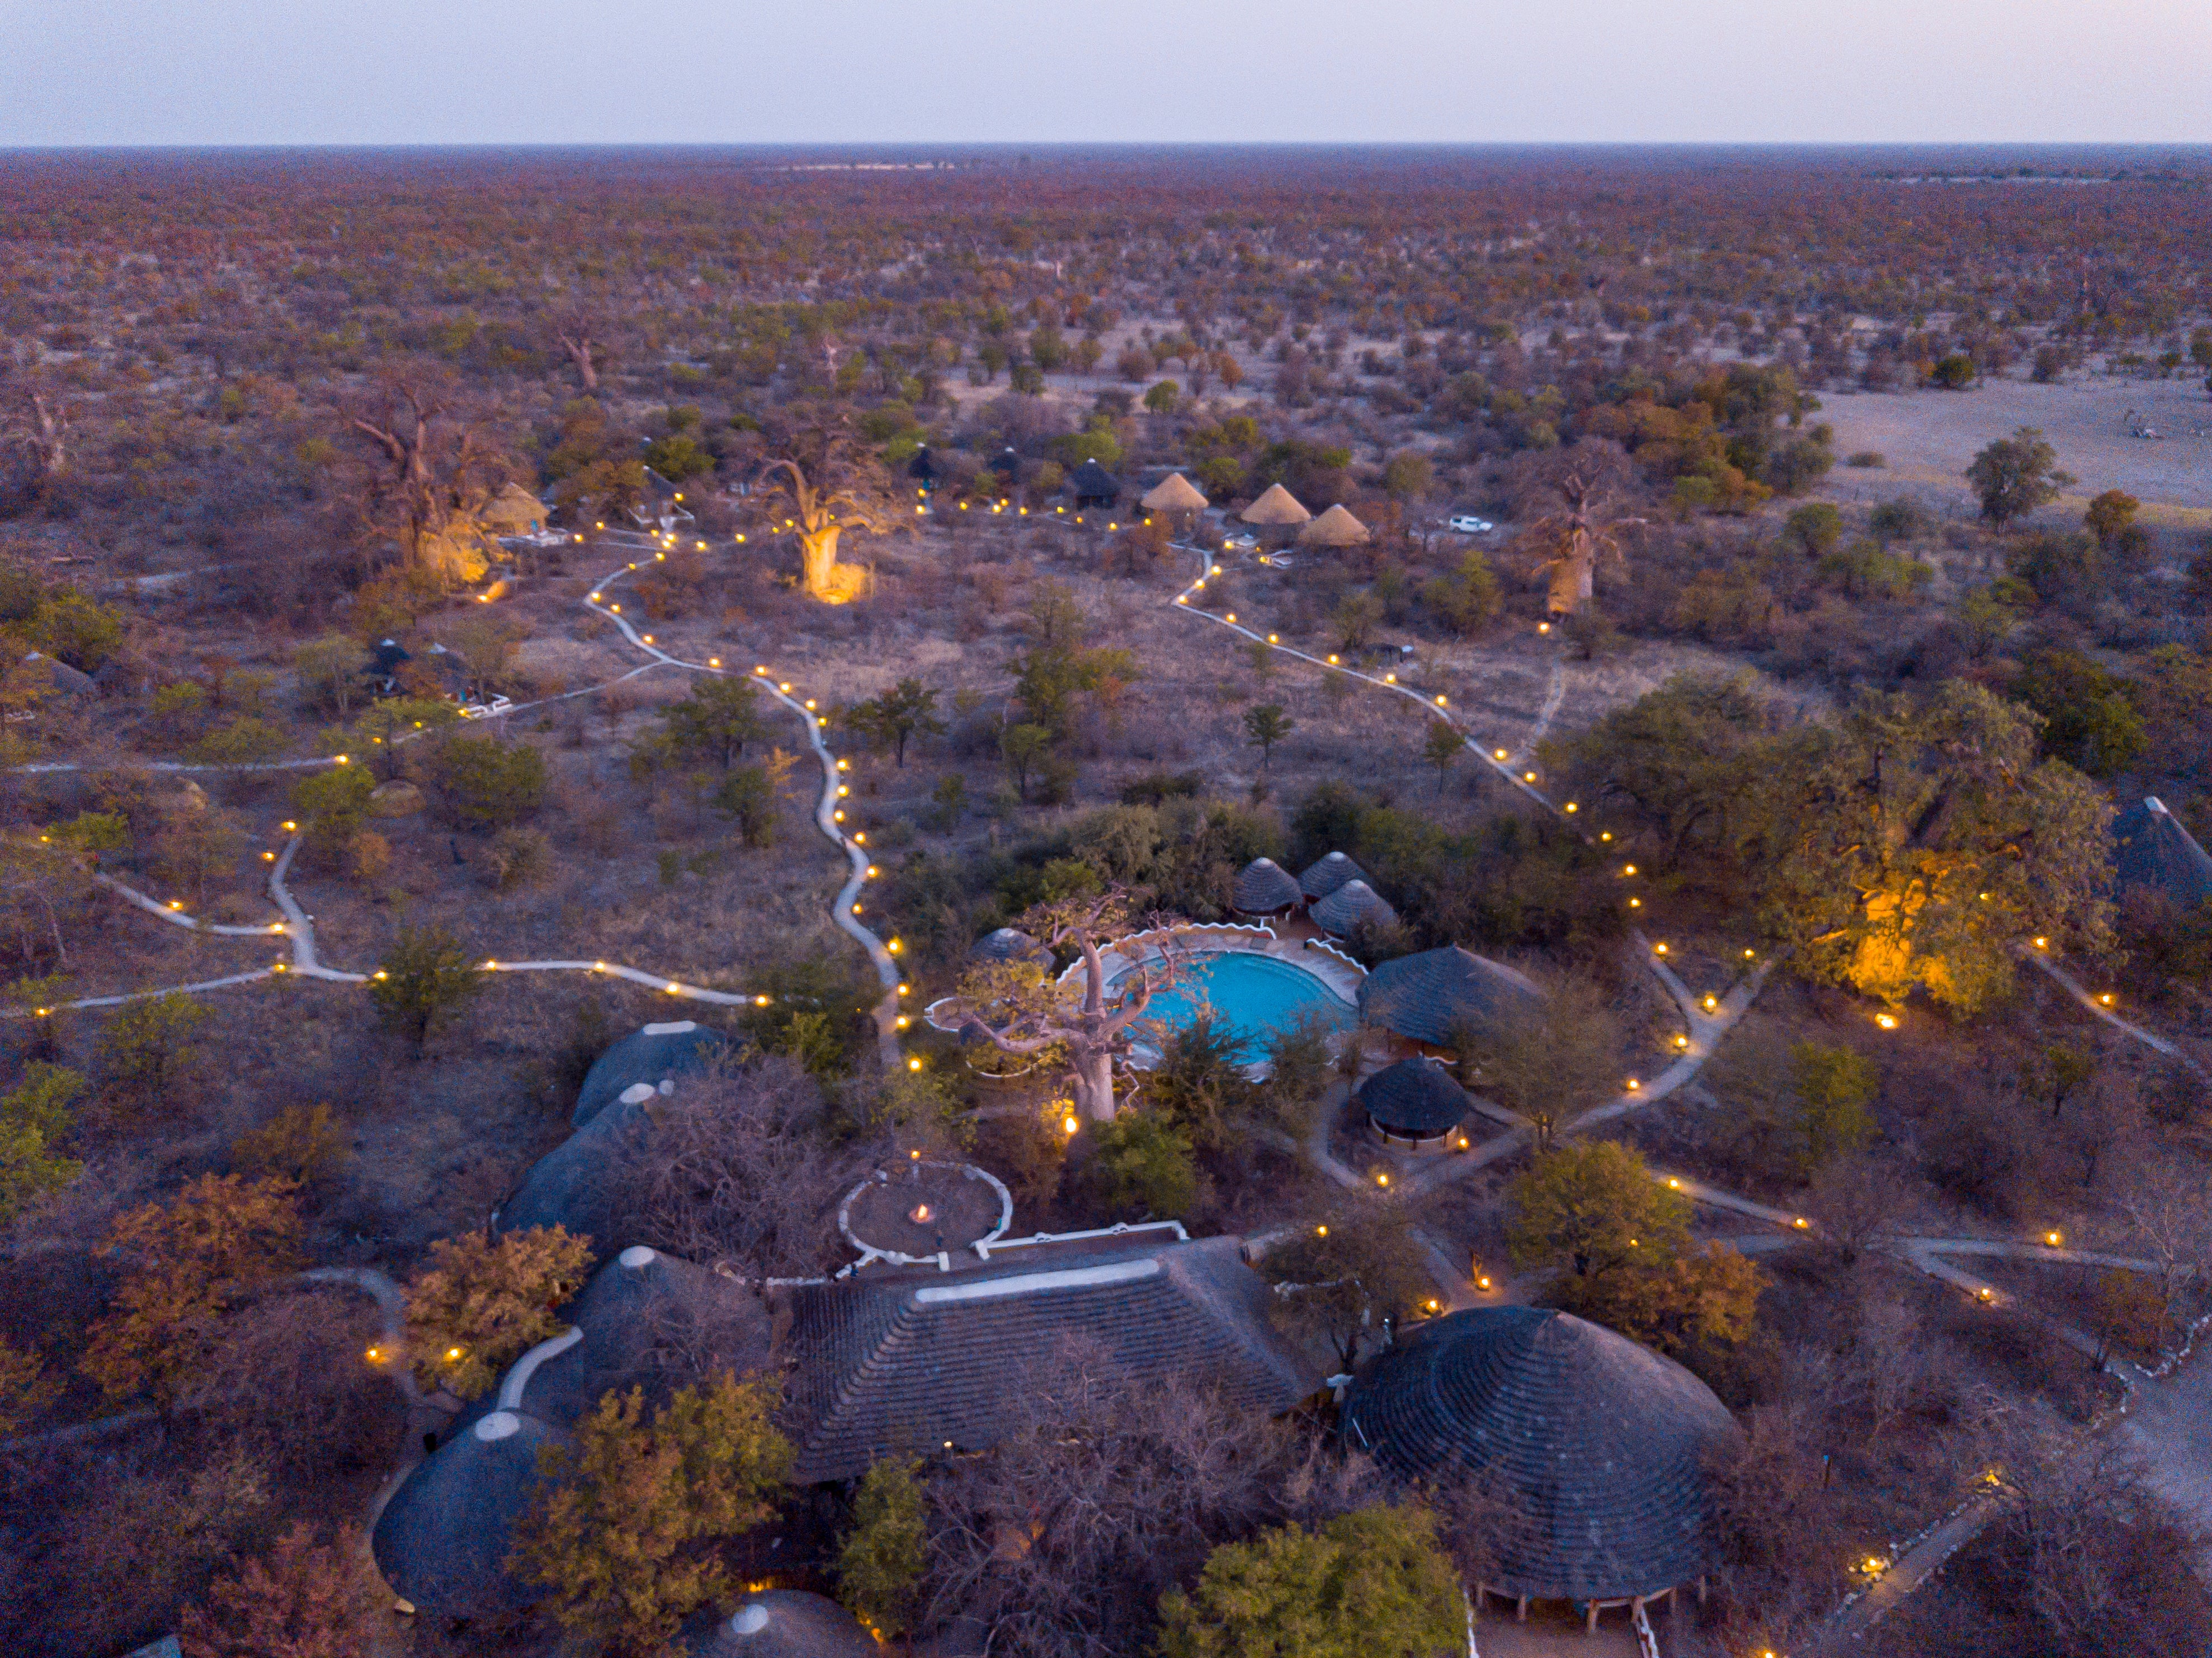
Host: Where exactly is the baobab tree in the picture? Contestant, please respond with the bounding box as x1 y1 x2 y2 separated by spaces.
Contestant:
551 312 602 393
2 387 69 500
946 891 1182 1122
344 369 517 585
1513 440 1643 615
748 414 909 603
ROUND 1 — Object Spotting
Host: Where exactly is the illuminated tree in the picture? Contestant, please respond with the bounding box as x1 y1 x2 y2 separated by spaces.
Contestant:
944 889 1177 1121
403 1225 595 1398
1517 442 1644 615
750 413 910 603
343 366 519 585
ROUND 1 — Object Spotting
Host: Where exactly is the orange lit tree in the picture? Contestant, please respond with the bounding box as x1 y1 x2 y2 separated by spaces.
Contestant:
749 413 909 603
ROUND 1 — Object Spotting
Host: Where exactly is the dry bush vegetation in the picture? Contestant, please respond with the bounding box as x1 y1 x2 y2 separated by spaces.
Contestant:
0 147 2208 1656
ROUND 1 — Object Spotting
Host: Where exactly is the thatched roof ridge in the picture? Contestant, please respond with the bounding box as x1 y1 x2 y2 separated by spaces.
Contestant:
1298 503 1370 547
1341 1307 1738 1601
1239 483 1312 525
1069 459 1121 498
1232 857 1303 915
1142 472 1210 512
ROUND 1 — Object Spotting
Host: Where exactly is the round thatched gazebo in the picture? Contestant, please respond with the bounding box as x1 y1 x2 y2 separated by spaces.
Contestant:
1142 473 1210 514
1357 1058 1470 1150
1239 483 1312 526
1232 856 1303 916
1309 878 1395 939
1069 460 1122 510
677 1591 879 1657
1341 1307 1739 1629
1298 503 1371 548
1356 945 1540 1051
2113 797 2212 911
1298 851 1370 903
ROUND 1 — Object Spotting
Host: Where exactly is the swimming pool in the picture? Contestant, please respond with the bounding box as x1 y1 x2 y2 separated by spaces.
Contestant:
1112 950 1355 1065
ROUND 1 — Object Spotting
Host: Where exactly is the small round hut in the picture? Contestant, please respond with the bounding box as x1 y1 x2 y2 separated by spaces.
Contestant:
373 1407 570 1618
2113 797 2212 912
1341 1307 1738 1628
1298 851 1370 903
574 1021 732 1128
970 927 1052 969
1298 503 1371 548
1069 459 1122 510
1141 473 1210 515
1357 1058 1470 1150
1309 878 1396 939
1232 856 1303 917
1239 483 1312 527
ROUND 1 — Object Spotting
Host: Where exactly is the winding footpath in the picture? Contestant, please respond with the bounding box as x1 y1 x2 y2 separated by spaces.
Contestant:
23 538 905 1067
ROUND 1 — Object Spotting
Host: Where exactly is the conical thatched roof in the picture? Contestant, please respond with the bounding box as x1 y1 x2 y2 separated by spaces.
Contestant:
677 1591 879 1658
372 1407 567 1618
2113 797 2212 912
1142 473 1210 513
1232 857 1303 915
574 1021 733 1128
1069 459 1122 500
1342 1307 1738 1602
1356 946 1541 1048
1297 503 1370 548
1298 851 1370 902
1357 1059 1469 1138
1309 878 1395 938
480 481 550 533
1239 483 1312 526
906 446 942 482
971 927 1051 967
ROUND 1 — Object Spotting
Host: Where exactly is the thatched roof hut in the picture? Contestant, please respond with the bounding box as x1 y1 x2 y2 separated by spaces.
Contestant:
1357 1059 1469 1146
1239 483 1312 526
677 1592 878 1657
1069 460 1122 509
971 927 1051 968
1298 851 1369 902
2113 797 2212 912
372 1407 567 1618
1232 857 1303 916
905 446 943 490
1342 1307 1738 1604
480 482 550 537
1356 946 1540 1048
574 1021 733 1128
1141 473 1210 514
1297 503 1370 548
1308 878 1395 939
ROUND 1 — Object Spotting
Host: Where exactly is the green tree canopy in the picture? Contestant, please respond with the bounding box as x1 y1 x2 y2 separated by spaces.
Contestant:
1967 426 2073 527
1158 1505 1464 1658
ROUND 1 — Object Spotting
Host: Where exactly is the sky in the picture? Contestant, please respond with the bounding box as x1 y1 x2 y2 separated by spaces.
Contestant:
2 0 2208 148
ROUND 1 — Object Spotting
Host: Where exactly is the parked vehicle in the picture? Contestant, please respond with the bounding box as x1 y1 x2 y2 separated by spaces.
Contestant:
1446 514 1494 534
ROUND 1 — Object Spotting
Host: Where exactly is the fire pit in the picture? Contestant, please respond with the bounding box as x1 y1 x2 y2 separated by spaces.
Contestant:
838 1160 1013 1266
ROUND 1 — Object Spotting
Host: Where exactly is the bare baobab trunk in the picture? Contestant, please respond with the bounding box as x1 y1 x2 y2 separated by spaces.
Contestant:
558 331 598 393
6 392 68 481
1071 1047 1117 1122
799 524 842 600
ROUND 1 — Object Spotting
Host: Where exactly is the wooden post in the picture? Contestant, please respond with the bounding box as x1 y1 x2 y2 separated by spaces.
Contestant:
1586 1599 1598 1633
1517 1595 1528 1622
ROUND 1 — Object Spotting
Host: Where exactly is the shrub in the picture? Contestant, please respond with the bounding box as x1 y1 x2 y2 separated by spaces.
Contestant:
191 717 288 766
403 1226 594 1398
1086 1113 1200 1220
290 764 376 854
432 734 548 828
484 825 551 890
232 1103 346 1186
96 992 210 1123
369 925 484 1053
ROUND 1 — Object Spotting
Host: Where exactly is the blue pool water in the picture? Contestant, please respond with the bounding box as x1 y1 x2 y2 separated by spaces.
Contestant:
1112 951 1353 1064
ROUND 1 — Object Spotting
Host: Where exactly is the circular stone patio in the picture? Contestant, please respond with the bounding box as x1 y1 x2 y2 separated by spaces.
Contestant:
839 1161 1013 1264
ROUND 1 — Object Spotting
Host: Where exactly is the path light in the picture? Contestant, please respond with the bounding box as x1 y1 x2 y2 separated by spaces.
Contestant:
261 851 275 863
1875 1012 1898 1030
1625 1078 1640 1091
1384 672 1396 684
1743 948 1755 959
1623 864 1637 877
484 959 497 969
1375 1171 1390 1188
1653 942 1667 955
283 821 297 831
1065 1114 1081 1136
373 969 388 981
1522 770 1536 783
1315 1224 1329 1237
1477 1274 1493 1290
1328 654 1339 664
594 962 606 972
1268 634 1279 644
1793 1217 1810 1229
1564 802 1577 813
1600 831 1612 841
1436 695 1447 706
1176 595 1189 604
1977 1286 1995 1303
2046 1230 2063 1247
1225 613 1236 623
887 940 902 953
756 665 767 675
1673 1034 1690 1050
1667 1177 1681 1188
643 634 654 645
1702 994 1718 1011
589 592 602 602
366 1346 384 1363
1628 897 1642 908
833 810 844 822
2098 992 2114 1006
780 682 792 693
908 1056 923 1072
167 900 182 910
1538 621 1551 634
897 984 909 996
2033 936 2049 949
755 995 771 1007
805 699 818 710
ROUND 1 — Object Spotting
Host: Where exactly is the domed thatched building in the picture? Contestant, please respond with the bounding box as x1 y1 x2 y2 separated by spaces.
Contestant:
1232 856 1304 917
1341 1307 1738 1628
574 1020 732 1128
677 1591 877 1657
1356 946 1540 1051
1297 503 1370 548
1239 483 1312 527
1356 1058 1470 1150
1308 878 1395 939
1298 851 1369 903
2113 797 2212 913
970 927 1053 968
1141 473 1209 515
